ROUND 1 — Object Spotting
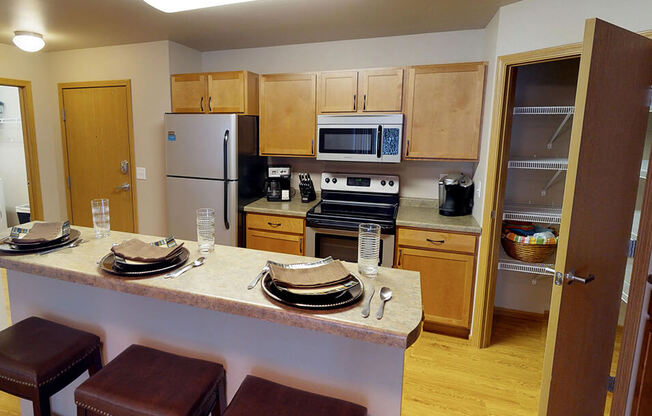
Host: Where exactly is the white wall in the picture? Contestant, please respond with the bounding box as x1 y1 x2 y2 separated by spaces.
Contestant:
169 41 203 75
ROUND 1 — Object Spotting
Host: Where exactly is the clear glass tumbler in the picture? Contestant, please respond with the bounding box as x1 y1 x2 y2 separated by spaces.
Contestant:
91 198 110 238
196 208 216 253
358 223 381 277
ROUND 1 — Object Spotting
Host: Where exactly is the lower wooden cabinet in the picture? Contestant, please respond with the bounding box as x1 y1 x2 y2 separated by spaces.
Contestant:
396 227 478 337
245 213 305 256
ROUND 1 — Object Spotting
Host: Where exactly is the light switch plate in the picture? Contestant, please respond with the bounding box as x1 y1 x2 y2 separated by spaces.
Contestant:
136 167 147 180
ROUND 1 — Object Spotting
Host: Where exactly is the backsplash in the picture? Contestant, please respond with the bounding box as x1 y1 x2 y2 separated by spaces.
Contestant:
269 157 475 200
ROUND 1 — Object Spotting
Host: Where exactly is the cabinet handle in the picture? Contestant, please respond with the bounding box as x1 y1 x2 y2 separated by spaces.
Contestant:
208 96 212 112
363 94 367 110
200 96 204 112
268 222 282 228
406 140 410 156
398 249 402 266
311 139 314 154
353 94 357 111
299 238 303 254
426 238 445 245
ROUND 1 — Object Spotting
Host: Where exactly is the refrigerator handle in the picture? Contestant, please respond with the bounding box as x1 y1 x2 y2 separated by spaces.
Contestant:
223 129 230 230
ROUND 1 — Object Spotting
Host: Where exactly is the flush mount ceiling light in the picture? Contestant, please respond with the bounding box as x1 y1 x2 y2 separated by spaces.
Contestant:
12 31 45 52
143 0 258 13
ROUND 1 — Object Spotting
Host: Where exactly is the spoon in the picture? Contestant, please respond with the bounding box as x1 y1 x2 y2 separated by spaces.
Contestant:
376 287 393 320
360 283 375 318
164 256 205 279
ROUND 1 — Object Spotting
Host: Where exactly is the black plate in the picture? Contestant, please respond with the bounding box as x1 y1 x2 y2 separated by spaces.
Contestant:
0 229 81 254
262 273 364 310
113 252 182 271
99 247 189 276
10 230 72 247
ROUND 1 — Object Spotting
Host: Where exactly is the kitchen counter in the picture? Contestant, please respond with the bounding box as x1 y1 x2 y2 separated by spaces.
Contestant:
397 198 481 234
244 194 320 217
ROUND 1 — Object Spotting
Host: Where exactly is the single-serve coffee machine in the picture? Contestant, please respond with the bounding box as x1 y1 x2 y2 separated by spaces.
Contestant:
265 166 291 201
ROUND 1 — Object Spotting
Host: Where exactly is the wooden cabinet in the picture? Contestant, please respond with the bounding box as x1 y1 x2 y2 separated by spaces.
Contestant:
246 213 305 256
396 227 478 337
171 70 258 114
404 62 486 161
259 73 317 156
317 68 404 114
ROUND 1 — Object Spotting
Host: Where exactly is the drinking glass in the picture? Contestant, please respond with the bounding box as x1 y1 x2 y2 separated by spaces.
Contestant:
91 198 110 238
196 208 216 253
358 223 380 277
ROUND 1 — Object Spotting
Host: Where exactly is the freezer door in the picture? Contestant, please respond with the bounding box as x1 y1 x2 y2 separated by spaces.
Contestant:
165 114 238 180
166 176 238 246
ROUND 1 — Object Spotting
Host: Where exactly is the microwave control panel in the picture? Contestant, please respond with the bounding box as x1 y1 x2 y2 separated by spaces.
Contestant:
321 172 399 194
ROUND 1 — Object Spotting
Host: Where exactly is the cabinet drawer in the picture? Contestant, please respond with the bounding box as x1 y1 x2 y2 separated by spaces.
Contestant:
246 229 304 256
397 228 476 254
246 213 304 234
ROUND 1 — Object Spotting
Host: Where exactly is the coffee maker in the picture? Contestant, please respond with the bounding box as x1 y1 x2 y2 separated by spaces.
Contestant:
438 173 474 216
266 166 291 201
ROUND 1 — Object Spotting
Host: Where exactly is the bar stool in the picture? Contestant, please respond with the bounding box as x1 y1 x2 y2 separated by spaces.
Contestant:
75 344 226 416
224 375 367 416
0 316 103 416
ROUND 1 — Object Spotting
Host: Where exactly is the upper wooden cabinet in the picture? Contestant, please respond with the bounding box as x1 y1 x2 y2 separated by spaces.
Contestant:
317 68 404 114
260 73 317 156
171 70 258 115
404 62 486 161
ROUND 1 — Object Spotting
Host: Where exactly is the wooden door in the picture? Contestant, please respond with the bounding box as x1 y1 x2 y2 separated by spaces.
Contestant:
404 63 486 160
260 73 316 156
60 84 136 232
539 19 652 415
246 229 303 255
633 316 652 415
171 73 207 113
359 69 403 112
398 247 475 331
317 71 358 113
207 71 245 113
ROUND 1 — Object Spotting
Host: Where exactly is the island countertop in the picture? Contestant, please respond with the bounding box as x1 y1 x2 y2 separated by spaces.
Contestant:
0 225 422 349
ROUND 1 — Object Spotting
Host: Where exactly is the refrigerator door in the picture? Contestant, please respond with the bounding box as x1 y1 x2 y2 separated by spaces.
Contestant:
165 114 238 180
166 176 238 246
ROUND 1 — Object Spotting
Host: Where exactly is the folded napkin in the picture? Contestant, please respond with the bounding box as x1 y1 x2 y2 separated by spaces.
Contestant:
269 261 352 288
11 221 70 244
111 238 184 263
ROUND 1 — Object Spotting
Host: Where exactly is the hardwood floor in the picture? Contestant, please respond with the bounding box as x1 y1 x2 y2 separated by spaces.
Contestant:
402 313 622 415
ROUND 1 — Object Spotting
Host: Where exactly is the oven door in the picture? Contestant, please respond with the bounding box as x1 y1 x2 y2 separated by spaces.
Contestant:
316 124 382 162
305 226 394 268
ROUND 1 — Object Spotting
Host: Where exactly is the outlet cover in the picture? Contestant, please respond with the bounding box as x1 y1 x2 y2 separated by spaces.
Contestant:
136 167 147 180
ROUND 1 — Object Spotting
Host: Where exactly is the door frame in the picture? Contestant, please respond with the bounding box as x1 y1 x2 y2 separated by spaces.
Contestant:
57 80 138 232
471 29 652 414
0 78 44 221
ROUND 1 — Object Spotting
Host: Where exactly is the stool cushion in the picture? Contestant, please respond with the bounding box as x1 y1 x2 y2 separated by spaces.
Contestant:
75 344 224 416
224 375 367 416
0 316 101 388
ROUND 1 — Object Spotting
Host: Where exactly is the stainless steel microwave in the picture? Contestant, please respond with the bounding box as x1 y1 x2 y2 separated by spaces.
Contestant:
316 114 403 163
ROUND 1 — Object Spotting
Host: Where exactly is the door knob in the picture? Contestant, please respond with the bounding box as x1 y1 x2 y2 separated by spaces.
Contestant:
116 183 131 191
546 268 595 286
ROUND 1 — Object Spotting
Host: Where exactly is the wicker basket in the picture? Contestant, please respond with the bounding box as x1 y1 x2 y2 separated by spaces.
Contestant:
501 237 556 263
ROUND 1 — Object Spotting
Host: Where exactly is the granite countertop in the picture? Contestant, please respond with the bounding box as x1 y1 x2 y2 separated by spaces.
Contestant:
244 194 320 218
0 225 422 349
397 198 481 234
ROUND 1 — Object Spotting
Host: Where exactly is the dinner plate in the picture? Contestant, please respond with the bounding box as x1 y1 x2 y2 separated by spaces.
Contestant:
0 229 81 254
113 251 184 271
99 247 190 276
262 273 364 310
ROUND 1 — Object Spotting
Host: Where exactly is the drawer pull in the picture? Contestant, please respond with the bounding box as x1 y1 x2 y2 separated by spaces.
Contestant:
299 238 303 254
426 238 445 245
398 249 402 266
268 222 282 228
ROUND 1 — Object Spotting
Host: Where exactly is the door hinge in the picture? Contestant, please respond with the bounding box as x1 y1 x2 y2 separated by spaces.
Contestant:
607 376 616 393
62 108 65 121
491 210 496 219
628 239 637 258
67 176 71 189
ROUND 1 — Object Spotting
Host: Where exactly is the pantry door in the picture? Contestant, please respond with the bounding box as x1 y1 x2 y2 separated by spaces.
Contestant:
539 19 652 415
59 81 137 232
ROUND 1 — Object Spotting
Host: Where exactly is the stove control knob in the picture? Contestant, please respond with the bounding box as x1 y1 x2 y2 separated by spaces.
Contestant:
324 178 330 183
389 180 394 187
332 178 338 184
380 180 386 186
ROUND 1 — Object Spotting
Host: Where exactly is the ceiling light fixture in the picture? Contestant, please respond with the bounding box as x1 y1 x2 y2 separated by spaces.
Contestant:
142 0 257 13
12 31 45 52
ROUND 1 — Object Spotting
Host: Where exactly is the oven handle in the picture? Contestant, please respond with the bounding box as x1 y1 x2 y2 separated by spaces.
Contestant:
376 125 383 158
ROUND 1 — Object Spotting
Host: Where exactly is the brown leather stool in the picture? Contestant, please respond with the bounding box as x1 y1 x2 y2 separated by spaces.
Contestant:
0 316 103 416
224 375 367 416
75 344 226 416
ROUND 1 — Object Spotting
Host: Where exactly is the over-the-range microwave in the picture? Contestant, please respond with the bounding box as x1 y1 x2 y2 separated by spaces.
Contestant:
316 114 403 163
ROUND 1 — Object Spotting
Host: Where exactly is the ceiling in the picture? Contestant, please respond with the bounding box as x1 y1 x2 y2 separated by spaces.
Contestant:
1 0 519 52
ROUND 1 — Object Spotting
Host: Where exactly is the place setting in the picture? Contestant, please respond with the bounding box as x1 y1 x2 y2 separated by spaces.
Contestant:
0 221 84 255
98 236 191 277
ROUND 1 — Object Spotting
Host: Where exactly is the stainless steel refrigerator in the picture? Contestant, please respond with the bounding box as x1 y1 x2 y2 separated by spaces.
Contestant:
165 114 266 245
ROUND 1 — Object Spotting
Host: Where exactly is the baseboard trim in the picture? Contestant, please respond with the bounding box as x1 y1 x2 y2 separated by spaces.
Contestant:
423 321 470 339
494 306 549 322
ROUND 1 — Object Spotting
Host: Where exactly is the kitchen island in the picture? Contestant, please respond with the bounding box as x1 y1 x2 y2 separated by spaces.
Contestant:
0 225 422 416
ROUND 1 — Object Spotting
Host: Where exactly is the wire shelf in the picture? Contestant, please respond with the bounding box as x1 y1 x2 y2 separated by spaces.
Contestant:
508 158 568 170
513 106 575 115
498 247 555 276
0 117 21 124
503 204 562 224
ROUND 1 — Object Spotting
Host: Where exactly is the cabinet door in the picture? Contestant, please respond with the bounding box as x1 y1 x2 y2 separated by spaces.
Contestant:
171 73 207 113
260 73 317 156
404 63 485 160
246 229 304 256
207 71 245 113
359 69 403 112
317 71 358 113
398 246 475 330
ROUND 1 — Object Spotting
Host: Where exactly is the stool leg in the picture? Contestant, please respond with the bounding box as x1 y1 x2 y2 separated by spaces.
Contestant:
216 378 227 416
77 405 87 416
88 348 103 376
32 391 51 416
